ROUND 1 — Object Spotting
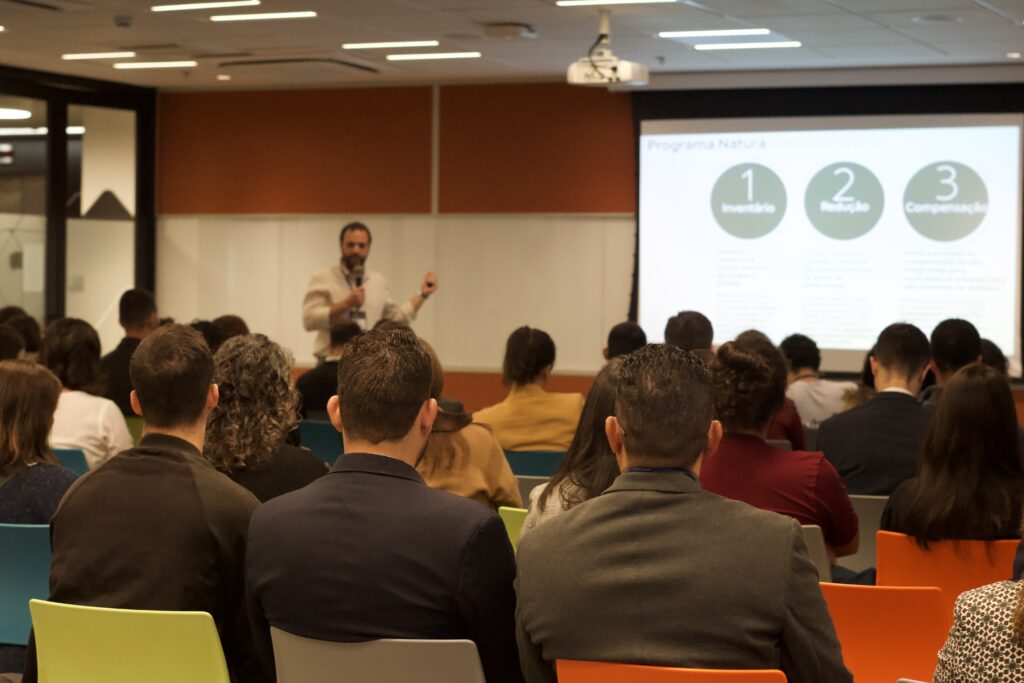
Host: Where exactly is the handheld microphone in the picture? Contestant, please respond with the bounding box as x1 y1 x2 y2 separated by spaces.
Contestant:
353 264 364 288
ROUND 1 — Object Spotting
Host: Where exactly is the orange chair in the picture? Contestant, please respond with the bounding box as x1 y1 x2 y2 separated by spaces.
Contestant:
819 582 946 683
556 660 786 682
875 531 1018 626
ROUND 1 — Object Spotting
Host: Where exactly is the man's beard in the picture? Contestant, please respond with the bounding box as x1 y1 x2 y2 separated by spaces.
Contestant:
341 254 365 271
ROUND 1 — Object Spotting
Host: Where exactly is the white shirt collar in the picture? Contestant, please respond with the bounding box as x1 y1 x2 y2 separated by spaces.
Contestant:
879 386 915 397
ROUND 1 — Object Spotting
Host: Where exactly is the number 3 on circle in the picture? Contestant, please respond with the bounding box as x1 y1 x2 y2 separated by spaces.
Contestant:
936 164 958 201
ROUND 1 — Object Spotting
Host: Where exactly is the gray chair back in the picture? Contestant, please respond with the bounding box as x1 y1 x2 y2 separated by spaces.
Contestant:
766 439 792 450
801 524 832 582
837 494 889 573
517 476 548 506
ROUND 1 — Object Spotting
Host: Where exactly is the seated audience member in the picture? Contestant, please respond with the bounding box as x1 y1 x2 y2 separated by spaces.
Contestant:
603 321 645 360
7 314 41 363
664 310 713 351
780 333 857 429
417 340 521 510
212 314 249 340
516 345 850 683
933 577 1024 681
881 363 1024 543
296 320 362 419
981 338 1009 376
41 318 132 469
473 326 584 452
0 362 77 675
736 330 805 449
246 329 522 683
190 319 226 354
817 323 931 495
205 334 327 503
101 289 158 415
920 318 981 410
701 338 858 560
842 348 876 411
0 325 24 360
21 325 266 683
373 319 412 332
521 358 621 538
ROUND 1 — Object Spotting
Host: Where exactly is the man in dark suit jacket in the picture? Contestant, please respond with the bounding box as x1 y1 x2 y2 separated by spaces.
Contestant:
818 323 932 495
296 321 363 418
246 329 522 683
516 344 850 683
101 288 158 415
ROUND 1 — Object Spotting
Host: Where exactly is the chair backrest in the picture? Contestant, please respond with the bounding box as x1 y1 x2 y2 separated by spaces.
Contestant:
819 583 947 683
803 427 819 451
299 420 344 466
800 525 832 582
516 475 549 506
556 660 787 682
498 506 528 551
0 524 50 646
875 531 1018 626
836 495 889 572
52 448 88 477
29 599 230 683
503 450 566 477
766 440 792 451
270 627 485 683
124 416 145 446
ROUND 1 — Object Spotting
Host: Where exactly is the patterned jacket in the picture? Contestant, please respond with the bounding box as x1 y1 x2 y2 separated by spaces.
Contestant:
935 580 1024 682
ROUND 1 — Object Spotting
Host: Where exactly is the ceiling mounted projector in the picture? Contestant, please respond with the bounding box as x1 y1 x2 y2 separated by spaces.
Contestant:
567 9 648 87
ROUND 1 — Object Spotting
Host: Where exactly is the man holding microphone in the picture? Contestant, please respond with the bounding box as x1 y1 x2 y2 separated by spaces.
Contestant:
302 221 438 358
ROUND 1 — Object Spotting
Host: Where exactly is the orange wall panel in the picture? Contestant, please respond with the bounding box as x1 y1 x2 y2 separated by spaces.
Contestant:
439 83 636 213
158 88 433 214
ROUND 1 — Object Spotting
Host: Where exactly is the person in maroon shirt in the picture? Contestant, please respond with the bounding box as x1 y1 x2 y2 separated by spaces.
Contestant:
701 335 859 562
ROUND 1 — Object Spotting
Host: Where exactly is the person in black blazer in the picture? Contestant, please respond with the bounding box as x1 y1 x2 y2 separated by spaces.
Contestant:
296 321 362 419
817 323 932 495
100 289 158 415
246 329 522 683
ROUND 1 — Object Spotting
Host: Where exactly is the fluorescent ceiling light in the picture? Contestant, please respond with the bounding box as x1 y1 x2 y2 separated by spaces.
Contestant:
210 10 316 21
0 26 5 32
0 108 32 120
387 51 481 61
152 0 258 10
217 74 232 80
694 40 801 50
1008 52 1022 59
62 51 137 60
557 0 674 5
67 126 85 135
114 60 198 69
343 40 440 50
659 28 769 38
0 126 85 137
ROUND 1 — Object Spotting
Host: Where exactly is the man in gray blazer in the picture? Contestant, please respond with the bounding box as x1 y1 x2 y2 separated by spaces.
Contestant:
515 344 851 683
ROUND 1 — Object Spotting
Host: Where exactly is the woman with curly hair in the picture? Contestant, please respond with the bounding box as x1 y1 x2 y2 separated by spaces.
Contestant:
204 334 326 502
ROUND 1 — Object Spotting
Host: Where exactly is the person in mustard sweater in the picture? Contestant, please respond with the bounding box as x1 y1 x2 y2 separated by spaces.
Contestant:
473 326 585 452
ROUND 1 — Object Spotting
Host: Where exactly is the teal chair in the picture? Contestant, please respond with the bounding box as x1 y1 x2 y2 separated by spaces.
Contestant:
0 524 51 646
300 420 344 466
53 449 88 477
503 451 565 477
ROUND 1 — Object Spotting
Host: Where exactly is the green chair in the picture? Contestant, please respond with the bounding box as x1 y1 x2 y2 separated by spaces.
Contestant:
52 449 88 477
0 524 50 646
29 599 230 683
503 451 565 477
498 506 528 552
125 416 145 446
300 420 344 466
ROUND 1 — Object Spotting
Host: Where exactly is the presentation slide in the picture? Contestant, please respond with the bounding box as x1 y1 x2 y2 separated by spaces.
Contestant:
638 114 1023 374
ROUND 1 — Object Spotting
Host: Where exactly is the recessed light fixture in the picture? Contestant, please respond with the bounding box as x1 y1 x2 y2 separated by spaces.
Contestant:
62 51 137 60
1008 52 1022 59
557 0 674 5
67 126 85 135
694 40 801 51
386 51 481 61
152 0 259 10
343 40 440 50
210 10 315 21
0 108 31 121
114 60 198 69
0 26 5 32
217 74 231 80
0 126 85 137
659 28 769 38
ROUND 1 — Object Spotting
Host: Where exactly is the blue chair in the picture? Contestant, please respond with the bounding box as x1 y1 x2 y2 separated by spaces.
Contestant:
0 524 51 646
53 449 88 477
300 420 344 466
503 451 566 477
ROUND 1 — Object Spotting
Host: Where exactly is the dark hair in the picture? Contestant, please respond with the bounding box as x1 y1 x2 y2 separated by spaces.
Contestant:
6 315 40 353
211 314 249 340
980 338 1009 377
606 322 646 359
539 358 622 512
330 321 363 348
860 347 876 389
339 221 372 244
615 344 713 466
0 361 61 476
190 320 226 354
40 318 104 394
0 325 24 360
119 289 156 330
930 318 981 375
873 323 930 379
0 306 27 325
130 325 214 429
780 333 820 372
373 319 411 332
713 337 787 433
664 311 713 351
903 363 1024 548
502 326 555 386
336 329 432 443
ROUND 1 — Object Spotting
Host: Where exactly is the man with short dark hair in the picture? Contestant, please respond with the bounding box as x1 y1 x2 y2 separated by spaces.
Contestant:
246 329 522 683
603 321 646 360
921 318 982 409
296 321 363 418
516 344 850 683
817 323 932 495
22 324 267 683
780 333 857 429
101 288 158 415
0 325 24 360
664 310 713 350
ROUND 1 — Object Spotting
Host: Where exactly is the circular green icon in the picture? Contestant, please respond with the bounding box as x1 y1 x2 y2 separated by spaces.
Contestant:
711 163 787 239
903 162 988 241
804 162 884 240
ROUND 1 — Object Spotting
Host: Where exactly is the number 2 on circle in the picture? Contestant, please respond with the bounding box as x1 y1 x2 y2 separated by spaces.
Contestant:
832 167 855 203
